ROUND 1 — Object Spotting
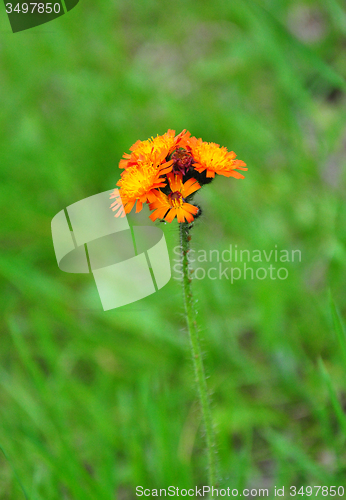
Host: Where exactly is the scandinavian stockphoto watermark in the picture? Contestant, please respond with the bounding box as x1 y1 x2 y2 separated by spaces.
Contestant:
136 485 269 497
135 485 345 497
51 190 171 311
51 191 301 310
173 244 301 282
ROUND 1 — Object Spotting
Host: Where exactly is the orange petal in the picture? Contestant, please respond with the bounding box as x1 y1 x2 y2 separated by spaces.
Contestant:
182 203 198 214
147 189 164 203
167 173 183 192
135 200 143 213
192 163 206 173
149 207 169 221
183 211 195 223
206 169 216 178
183 178 201 197
124 199 136 213
114 206 125 218
220 170 245 179
176 208 186 223
165 209 177 223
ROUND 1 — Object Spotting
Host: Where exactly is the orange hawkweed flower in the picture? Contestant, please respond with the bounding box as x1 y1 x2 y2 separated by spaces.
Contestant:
149 173 201 223
188 137 247 179
119 129 190 170
111 153 173 217
111 129 248 223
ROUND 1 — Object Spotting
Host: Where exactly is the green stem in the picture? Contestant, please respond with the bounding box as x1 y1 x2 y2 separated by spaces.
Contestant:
179 221 217 486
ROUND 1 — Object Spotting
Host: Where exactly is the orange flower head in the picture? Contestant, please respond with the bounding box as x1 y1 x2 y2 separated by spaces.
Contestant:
112 129 248 222
149 173 201 223
110 153 173 217
188 137 247 179
120 129 191 169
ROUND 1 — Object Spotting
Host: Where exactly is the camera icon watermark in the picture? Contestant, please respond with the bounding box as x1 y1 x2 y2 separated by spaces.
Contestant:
51 190 171 311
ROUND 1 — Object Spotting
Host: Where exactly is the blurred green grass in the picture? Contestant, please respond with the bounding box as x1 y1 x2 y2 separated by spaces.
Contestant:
0 0 346 498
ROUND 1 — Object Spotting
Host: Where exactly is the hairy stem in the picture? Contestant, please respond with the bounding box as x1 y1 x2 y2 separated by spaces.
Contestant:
179 221 217 486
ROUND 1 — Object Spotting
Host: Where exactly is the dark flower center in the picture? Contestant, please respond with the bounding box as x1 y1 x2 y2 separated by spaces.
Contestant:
171 149 194 175
168 191 184 207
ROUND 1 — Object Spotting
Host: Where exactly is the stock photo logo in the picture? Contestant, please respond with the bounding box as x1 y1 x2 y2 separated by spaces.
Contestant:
51 190 171 311
3 0 79 33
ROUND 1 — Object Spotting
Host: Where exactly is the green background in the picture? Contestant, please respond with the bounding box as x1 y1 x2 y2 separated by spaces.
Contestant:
0 0 346 498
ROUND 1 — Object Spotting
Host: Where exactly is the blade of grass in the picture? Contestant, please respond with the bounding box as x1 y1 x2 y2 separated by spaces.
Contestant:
265 428 328 481
318 358 346 439
329 291 346 368
0 444 28 500
245 0 346 92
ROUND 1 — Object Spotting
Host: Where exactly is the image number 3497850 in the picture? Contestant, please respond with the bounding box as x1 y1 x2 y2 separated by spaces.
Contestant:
4 0 79 32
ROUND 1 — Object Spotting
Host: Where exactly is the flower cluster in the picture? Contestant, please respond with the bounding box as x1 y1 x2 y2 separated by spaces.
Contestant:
110 129 247 223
